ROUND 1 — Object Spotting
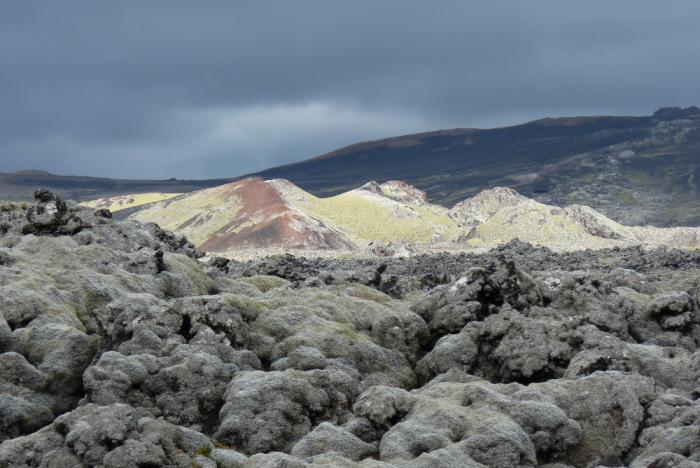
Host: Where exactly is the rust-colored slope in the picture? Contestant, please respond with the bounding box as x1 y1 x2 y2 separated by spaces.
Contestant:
194 178 354 252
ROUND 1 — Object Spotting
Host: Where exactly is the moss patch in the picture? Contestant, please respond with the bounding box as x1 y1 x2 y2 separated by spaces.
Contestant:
241 275 290 293
305 192 460 243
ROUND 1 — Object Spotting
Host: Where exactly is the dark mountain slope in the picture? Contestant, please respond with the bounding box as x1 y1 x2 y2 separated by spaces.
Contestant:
248 107 700 226
254 116 647 198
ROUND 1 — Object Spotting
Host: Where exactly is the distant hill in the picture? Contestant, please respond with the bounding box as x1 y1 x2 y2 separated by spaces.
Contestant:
4 106 700 227
126 178 699 258
0 171 233 204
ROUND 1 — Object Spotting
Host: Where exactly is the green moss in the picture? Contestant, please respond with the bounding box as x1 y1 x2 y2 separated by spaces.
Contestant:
332 322 362 341
194 446 212 457
618 189 636 206
159 273 179 298
241 275 289 293
0 201 25 212
306 192 460 242
342 284 393 305
402 371 419 390
161 255 216 296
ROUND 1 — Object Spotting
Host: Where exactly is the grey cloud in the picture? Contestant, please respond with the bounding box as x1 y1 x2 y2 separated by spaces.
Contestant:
1 1 699 178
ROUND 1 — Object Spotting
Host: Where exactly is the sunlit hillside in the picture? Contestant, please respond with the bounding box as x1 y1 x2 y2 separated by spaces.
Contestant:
125 178 700 258
83 193 181 212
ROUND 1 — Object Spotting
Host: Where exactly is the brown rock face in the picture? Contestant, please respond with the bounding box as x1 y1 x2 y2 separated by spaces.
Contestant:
198 178 355 252
563 205 623 239
380 180 427 204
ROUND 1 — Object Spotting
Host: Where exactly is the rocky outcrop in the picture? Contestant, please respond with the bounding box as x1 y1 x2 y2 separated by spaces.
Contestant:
449 187 528 228
377 180 428 204
0 403 214 467
0 189 112 237
562 204 623 239
1 191 700 467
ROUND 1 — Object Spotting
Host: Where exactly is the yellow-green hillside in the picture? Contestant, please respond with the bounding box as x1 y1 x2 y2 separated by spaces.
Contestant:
83 192 181 212
305 192 460 243
267 179 462 243
129 185 244 245
466 200 616 251
465 199 699 251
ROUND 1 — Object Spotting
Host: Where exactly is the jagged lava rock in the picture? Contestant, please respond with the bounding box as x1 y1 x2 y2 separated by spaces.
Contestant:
0 190 699 467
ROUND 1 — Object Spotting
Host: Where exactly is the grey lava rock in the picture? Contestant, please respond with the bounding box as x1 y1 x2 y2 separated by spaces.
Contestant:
0 403 211 467
288 346 328 370
1 191 699 467
216 368 358 454
291 422 377 461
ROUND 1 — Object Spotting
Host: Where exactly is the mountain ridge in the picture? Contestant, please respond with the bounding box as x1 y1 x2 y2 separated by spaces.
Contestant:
3 106 699 227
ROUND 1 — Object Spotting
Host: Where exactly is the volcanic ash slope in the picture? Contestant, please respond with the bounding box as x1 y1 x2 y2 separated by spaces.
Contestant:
127 179 699 257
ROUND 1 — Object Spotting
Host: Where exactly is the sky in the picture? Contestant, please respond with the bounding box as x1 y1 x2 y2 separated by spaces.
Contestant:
1 1 699 179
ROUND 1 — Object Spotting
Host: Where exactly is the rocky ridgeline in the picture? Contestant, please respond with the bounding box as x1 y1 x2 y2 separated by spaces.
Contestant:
0 191 699 467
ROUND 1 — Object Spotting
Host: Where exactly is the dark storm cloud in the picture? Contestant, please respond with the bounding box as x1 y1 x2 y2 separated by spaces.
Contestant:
1 1 699 178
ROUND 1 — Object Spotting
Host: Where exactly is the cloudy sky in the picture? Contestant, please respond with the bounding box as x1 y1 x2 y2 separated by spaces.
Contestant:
1 1 699 179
